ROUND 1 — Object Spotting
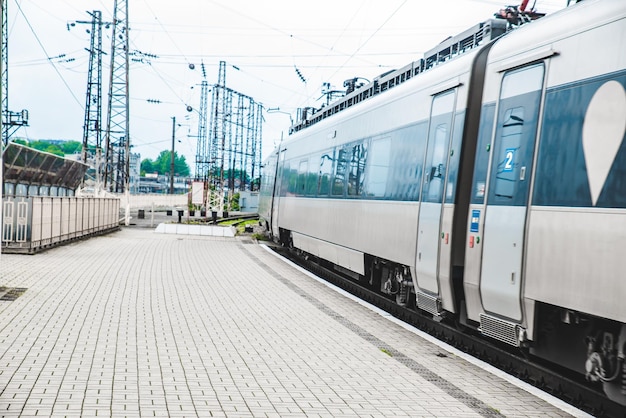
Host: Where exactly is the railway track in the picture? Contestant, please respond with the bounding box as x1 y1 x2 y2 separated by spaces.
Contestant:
272 245 625 418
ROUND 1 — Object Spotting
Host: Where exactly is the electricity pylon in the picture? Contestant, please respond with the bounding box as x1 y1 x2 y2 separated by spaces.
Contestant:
71 11 109 188
1 0 28 145
104 0 130 194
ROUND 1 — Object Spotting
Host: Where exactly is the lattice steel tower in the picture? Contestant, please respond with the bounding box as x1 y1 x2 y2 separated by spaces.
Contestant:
208 61 228 190
1 0 28 145
1 0 7 145
78 11 106 183
206 61 263 212
195 76 209 180
104 0 130 193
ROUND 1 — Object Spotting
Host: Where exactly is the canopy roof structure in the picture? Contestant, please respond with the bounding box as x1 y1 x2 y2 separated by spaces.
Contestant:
2 142 88 191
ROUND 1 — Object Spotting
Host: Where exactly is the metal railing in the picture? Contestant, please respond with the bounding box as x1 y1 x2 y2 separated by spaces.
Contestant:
2 196 120 253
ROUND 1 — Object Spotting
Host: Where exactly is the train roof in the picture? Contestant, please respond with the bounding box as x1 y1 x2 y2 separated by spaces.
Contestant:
487 0 625 65
289 6 554 134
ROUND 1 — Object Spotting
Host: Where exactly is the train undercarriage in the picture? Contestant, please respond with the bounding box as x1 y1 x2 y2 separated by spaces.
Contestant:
532 303 626 406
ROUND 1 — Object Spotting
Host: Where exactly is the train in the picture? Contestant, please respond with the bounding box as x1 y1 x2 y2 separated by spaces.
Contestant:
259 0 626 406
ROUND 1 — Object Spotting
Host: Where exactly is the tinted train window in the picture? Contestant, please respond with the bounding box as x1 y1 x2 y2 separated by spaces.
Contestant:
318 151 334 196
445 112 465 204
305 158 318 196
471 104 496 204
332 146 349 196
493 107 524 199
422 92 455 203
348 142 367 196
533 73 626 208
363 137 391 198
297 160 308 196
279 160 292 196
384 123 426 200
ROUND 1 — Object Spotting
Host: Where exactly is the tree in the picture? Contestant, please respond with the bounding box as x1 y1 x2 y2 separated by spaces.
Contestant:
145 150 190 176
59 141 82 155
140 159 155 176
9 139 82 157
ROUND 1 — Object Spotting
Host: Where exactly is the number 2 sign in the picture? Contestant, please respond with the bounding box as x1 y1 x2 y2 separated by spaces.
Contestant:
503 148 516 172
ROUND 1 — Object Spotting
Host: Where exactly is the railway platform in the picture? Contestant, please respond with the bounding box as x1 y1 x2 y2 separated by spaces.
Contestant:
0 224 590 417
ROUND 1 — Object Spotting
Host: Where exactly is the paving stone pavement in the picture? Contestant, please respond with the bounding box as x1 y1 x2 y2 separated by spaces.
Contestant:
0 228 586 417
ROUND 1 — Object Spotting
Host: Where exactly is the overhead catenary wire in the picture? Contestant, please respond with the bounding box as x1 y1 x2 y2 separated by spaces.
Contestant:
327 0 408 84
12 0 84 110
8 0 569 167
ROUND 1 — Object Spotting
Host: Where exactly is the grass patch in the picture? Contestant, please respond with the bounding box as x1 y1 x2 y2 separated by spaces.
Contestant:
380 348 393 357
223 218 259 234
252 232 269 241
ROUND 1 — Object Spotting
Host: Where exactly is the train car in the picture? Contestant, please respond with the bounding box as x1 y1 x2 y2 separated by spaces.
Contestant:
262 41 495 308
463 0 626 404
260 0 626 405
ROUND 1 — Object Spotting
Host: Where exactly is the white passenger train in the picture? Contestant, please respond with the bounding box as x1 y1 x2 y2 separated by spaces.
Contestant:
260 0 626 405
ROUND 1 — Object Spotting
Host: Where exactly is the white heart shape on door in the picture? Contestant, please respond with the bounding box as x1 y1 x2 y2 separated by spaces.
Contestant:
582 80 626 206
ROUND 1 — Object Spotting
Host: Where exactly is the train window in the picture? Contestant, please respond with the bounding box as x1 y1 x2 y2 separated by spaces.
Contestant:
279 160 291 196
305 159 318 196
318 151 334 196
297 160 308 196
275 152 286 196
534 75 626 208
332 146 348 196
445 112 465 203
471 104 496 204
493 107 524 199
424 124 448 202
347 142 367 196
423 92 455 203
364 137 391 198
383 123 426 201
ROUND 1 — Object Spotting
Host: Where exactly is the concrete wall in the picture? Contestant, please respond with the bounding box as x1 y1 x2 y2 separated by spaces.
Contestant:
114 193 188 210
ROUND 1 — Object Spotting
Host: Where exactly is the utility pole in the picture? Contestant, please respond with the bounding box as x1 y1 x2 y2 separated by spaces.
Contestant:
1 0 28 145
206 61 264 211
1 0 4 260
208 61 228 214
170 116 175 194
1 0 7 145
104 0 130 194
70 10 110 191
195 79 209 181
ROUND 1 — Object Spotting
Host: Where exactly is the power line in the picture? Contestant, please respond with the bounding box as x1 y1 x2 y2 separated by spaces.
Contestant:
328 0 408 83
12 0 83 109
204 0 382 68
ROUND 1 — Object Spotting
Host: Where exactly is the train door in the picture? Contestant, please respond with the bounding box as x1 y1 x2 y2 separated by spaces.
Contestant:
479 63 545 322
271 149 287 238
415 90 456 314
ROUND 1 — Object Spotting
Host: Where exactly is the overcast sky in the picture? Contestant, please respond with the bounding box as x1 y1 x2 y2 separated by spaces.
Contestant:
6 0 567 174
